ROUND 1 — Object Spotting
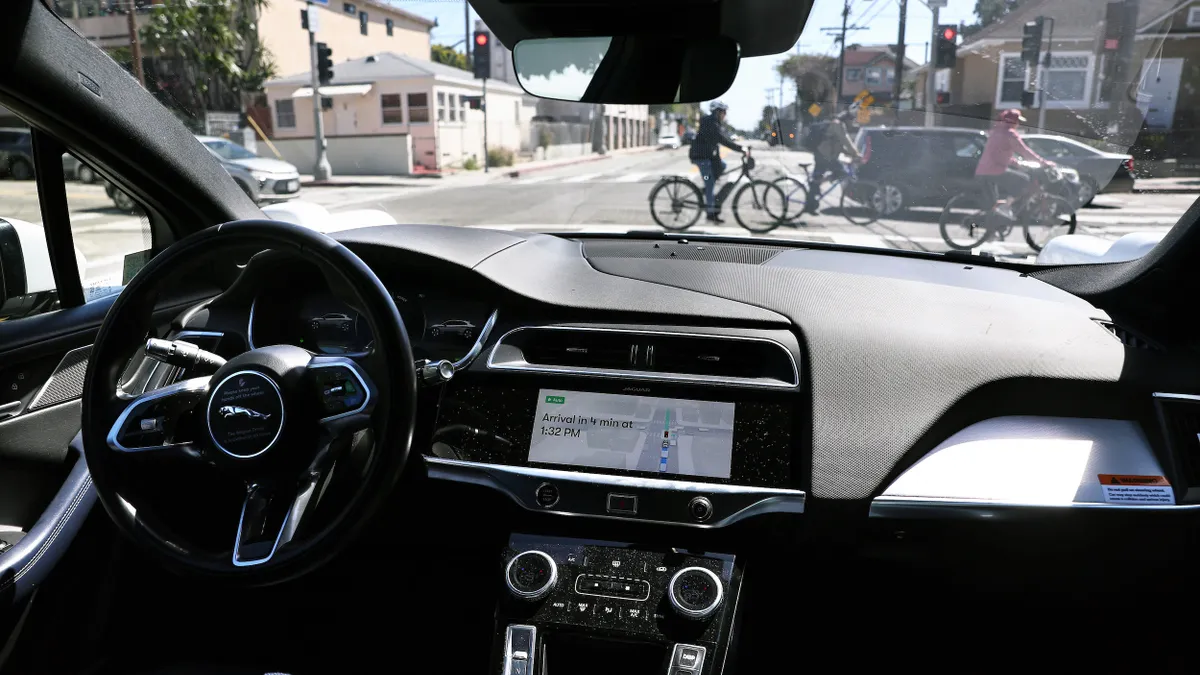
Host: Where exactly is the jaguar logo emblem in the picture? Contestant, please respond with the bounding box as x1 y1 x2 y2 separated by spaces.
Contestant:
218 405 272 421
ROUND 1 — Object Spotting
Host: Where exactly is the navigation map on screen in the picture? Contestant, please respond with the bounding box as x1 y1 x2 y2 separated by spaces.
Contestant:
529 389 735 479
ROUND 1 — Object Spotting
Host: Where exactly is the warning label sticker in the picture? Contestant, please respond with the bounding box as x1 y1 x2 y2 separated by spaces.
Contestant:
1098 475 1175 505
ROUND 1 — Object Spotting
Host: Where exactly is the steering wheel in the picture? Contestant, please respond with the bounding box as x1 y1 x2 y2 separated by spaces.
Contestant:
81 220 417 582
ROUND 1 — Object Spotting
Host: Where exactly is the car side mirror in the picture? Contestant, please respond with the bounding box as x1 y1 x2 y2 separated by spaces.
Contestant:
0 218 58 320
513 35 740 104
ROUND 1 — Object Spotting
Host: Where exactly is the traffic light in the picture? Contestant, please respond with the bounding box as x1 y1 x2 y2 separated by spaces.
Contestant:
316 42 334 85
1021 18 1044 64
934 25 958 68
473 31 491 79
300 8 309 31
462 95 483 110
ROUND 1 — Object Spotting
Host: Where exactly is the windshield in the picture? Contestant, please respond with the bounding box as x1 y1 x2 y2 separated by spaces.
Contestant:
202 139 258 161
43 0 1200 264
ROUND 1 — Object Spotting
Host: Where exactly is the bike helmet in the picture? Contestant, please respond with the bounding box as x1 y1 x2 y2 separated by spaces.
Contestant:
710 101 729 113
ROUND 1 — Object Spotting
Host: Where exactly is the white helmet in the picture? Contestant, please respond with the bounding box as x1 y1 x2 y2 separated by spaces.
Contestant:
709 101 729 113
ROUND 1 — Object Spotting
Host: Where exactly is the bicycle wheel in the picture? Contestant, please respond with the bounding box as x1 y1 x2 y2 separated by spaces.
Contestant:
939 193 994 250
1022 195 1077 252
839 180 882 225
649 177 704 231
732 180 787 234
772 176 808 223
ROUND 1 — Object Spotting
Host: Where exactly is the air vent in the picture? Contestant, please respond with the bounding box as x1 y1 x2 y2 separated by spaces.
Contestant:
488 327 798 388
1096 320 1160 351
1154 393 1200 487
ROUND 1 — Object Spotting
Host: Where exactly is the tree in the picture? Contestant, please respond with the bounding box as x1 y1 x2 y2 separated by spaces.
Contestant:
777 53 837 120
431 44 469 71
140 0 276 121
757 105 776 133
962 0 1026 37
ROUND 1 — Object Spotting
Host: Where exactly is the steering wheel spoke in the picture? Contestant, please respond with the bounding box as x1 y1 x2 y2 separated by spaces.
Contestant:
107 376 211 458
308 356 376 434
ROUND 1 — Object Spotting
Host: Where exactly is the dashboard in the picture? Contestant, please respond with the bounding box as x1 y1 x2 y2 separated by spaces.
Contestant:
178 224 1199 523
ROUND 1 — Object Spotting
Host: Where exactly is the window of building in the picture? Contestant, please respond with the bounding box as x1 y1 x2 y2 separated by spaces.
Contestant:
846 68 862 82
343 3 356 14
437 92 446 121
997 52 1091 107
1188 6 1200 27
275 99 295 128
997 55 1027 104
359 11 368 35
407 93 430 123
449 95 458 122
865 67 883 85
381 93 404 124
386 18 394 36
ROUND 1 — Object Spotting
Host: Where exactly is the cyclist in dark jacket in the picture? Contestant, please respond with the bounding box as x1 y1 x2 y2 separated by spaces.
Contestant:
688 101 745 223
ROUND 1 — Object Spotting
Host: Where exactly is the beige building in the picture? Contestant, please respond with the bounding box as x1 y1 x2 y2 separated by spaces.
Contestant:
52 0 434 80
265 52 536 173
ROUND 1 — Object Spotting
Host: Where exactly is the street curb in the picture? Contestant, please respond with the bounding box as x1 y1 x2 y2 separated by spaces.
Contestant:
500 153 611 179
301 179 438 188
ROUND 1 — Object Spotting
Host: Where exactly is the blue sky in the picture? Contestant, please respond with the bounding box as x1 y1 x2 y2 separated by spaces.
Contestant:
389 0 979 130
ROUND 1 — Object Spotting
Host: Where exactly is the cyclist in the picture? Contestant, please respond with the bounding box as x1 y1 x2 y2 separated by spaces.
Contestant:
689 100 746 223
803 110 863 215
975 108 1054 220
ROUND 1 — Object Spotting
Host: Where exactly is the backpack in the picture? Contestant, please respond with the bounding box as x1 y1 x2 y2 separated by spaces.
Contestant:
802 121 829 152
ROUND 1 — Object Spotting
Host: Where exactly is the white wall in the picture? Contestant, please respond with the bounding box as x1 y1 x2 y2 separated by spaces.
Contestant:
272 134 413 175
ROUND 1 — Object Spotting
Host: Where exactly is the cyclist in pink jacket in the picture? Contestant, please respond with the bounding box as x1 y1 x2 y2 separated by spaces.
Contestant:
975 108 1053 219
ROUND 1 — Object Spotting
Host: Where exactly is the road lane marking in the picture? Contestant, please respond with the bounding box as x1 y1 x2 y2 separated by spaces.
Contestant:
514 174 558 184
561 172 605 183
614 173 648 183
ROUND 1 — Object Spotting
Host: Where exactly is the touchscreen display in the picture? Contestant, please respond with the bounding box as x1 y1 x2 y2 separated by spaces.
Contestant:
529 389 735 479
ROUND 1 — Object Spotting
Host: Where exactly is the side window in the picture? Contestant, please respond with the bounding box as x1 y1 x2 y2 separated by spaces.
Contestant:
0 127 153 321
952 136 984 159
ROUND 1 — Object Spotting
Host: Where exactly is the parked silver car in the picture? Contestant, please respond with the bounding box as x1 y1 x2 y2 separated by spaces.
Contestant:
196 135 301 203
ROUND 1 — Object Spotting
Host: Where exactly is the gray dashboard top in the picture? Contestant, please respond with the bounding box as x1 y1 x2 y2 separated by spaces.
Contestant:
335 226 1132 500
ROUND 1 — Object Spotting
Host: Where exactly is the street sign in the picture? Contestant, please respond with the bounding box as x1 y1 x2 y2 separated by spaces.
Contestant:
304 5 320 32
807 103 822 117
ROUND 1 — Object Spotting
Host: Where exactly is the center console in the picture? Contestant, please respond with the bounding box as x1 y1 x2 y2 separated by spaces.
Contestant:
495 534 740 675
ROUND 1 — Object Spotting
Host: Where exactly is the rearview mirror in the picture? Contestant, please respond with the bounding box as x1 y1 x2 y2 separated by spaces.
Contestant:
513 36 739 104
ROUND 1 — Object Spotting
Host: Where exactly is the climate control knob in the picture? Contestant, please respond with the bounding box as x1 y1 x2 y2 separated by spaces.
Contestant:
505 550 558 601
668 566 724 619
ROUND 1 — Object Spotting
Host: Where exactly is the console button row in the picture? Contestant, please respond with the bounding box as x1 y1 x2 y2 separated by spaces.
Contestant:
575 573 651 601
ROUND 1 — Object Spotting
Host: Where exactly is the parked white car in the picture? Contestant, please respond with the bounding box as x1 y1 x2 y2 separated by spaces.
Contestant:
657 133 681 149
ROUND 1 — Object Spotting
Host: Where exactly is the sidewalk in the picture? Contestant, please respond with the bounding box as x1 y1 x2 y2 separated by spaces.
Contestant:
300 145 660 188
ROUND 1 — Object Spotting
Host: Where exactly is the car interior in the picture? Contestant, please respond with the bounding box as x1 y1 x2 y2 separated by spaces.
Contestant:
3 0 1200 673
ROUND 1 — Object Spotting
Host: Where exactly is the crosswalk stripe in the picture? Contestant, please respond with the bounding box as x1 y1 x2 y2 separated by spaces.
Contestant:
561 172 605 183
614 173 648 183
515 174 558 184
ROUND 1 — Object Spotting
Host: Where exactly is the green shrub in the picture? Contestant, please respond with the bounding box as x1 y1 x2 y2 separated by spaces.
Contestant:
463 156 480 170
538 128 554 149
487 146 515 167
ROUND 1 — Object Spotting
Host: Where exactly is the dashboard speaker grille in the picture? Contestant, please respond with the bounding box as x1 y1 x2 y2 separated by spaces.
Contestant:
581 240 784 265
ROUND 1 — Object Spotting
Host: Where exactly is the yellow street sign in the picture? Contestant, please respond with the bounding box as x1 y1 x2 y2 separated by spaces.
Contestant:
857 107 871 125
808 103 822 117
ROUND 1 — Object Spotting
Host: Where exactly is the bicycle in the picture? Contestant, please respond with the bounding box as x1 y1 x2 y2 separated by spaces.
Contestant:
648 150 788 232
771 161 887 230
938 165 1077 252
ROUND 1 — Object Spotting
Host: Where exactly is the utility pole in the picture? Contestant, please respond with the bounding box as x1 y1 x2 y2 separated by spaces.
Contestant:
1110 0 1140 138
892 0 907 120
1037 18 1055 131
925 1 944 127
821 3 867 111
126 0 144 87
307 3 331 180
464 0 472 64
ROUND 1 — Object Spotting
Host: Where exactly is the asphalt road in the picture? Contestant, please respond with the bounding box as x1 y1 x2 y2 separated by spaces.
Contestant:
307 144 1196 261
0 145 1195 291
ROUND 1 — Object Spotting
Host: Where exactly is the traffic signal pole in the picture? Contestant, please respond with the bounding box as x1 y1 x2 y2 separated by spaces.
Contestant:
307 4 331 180
924 3 939 127
482 76 489 173
1037 18 1054 131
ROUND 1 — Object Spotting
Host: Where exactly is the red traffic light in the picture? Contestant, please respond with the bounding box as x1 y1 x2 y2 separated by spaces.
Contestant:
942 27 957 41
475 33 489 46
